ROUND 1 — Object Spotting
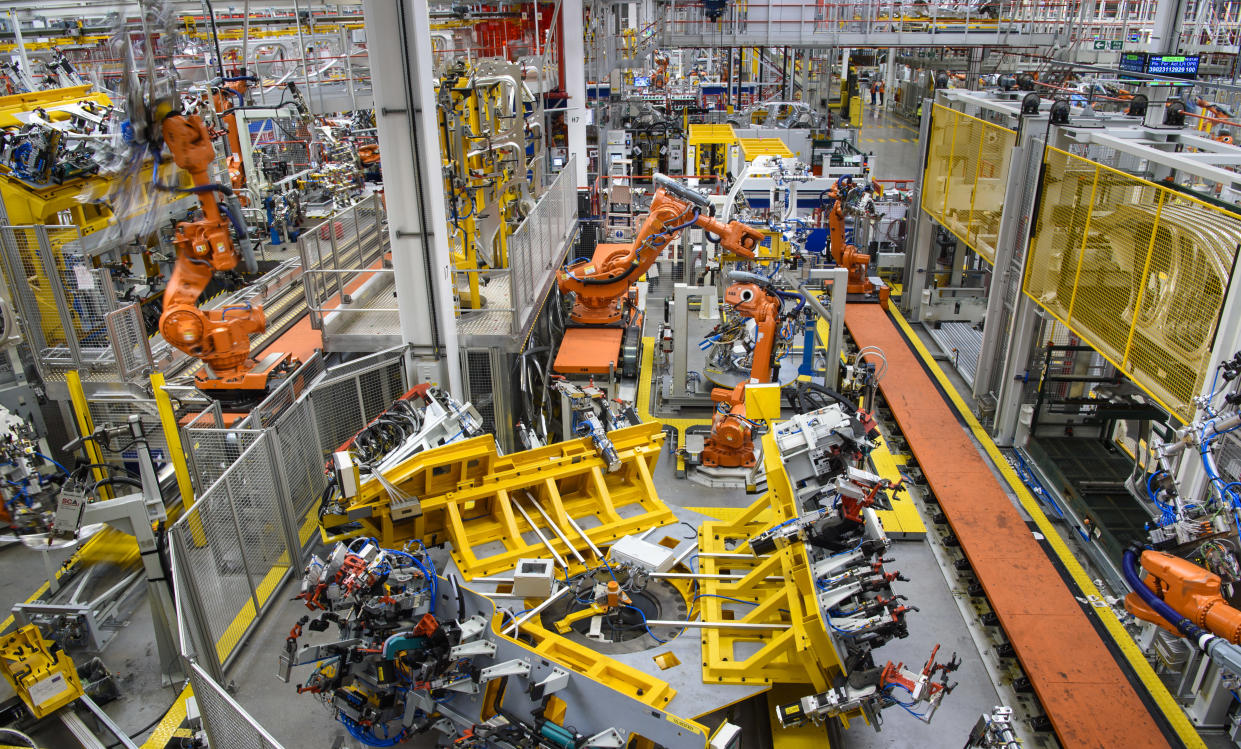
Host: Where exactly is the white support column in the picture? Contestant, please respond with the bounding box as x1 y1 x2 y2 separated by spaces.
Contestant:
1148 0 1186 54
363 0 462 394
564 0 589 187
884 48 897 111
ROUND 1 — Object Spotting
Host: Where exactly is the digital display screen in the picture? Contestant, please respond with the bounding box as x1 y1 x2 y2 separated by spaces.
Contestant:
1146 54 1199 78
1118 53 1146 73
632 76 650 88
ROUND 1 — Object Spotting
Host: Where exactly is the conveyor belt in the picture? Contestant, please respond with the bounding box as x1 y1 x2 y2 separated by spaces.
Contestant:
845 304 1177 749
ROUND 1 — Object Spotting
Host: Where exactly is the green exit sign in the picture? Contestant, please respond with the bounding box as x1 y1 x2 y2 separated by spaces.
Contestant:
1093 40 1106 49
1110 40 1123 50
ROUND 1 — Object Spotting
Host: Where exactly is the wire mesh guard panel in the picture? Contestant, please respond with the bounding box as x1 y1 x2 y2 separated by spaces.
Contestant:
358 362 408 423
104 303 152 380
51 253 114 367
189 663 285 749
250 354 327 429
920 103 1017 266
309 377 368 453
225 443 293 594
1023 146 1241 422
0 227 88 372
86 398 171 466
465 349 498 435
510 157 579 329
184 428 262 495
271 401 329 522
171 486 263 667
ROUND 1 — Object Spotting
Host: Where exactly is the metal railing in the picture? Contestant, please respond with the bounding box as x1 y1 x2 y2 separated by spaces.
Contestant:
297 194 393 340
298 194 388 321
508 156 579 338
169 348 409 682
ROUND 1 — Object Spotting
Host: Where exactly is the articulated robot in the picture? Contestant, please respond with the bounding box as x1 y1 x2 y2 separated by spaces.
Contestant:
209 75 257 194
1125 549 1241 644
700 270 803 469
827 177 889 309
556 173 764 375
158 110 295 401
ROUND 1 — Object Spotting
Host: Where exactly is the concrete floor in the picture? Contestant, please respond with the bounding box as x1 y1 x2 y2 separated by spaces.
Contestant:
858 107 923 184
0 538 179 747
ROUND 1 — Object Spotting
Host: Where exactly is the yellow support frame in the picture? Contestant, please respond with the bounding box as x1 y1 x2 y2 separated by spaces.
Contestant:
500 612 681 709
322 423 677 579
696 433 845 699
65 371 109 500
150 372 194 509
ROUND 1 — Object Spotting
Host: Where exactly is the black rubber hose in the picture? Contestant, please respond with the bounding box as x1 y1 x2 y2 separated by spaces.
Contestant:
787 381 859 413
202 0 228 81
89 476 144 493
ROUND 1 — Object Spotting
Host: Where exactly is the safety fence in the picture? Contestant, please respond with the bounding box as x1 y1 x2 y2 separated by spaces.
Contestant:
920 103 1016 265
299 194 389 323
0 225 156 385
169 521 285 749
169 348 410 681
297 195 396 351
1022 146 1241 422
508 156 580 339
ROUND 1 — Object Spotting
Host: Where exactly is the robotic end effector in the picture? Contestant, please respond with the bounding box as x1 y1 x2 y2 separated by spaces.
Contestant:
776 644 960 731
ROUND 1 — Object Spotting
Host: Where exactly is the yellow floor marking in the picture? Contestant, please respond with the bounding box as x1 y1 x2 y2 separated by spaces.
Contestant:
636 337 713 474
141 685 193 749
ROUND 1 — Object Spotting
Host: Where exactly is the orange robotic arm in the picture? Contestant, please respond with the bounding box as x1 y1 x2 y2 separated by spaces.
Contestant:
158 114 267 384
827 180 889 308
701 276 784 469
559 173 764 325
1125 549 1241 643
211 79 249 193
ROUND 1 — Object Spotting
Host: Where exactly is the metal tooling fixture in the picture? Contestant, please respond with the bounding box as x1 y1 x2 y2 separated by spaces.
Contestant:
282 547 713 747
319 422 677 578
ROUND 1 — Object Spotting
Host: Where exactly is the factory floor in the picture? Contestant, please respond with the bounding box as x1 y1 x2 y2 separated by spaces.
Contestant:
857 107 923 185
0 112 1206 748
218 111 1005 747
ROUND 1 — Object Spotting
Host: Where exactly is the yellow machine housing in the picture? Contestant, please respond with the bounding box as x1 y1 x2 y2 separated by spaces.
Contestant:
0 624 84 719
0 85 117 229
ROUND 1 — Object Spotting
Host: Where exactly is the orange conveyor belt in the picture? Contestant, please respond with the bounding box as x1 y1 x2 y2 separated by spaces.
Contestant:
846 304 1172 749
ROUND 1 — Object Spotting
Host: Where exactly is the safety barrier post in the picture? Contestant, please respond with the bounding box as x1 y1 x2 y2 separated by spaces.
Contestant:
65 370 110 500
151 372 195 509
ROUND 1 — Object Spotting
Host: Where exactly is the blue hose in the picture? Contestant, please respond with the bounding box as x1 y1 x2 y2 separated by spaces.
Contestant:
221 202 248 243
1122 548 1208 641
33 452 68 475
